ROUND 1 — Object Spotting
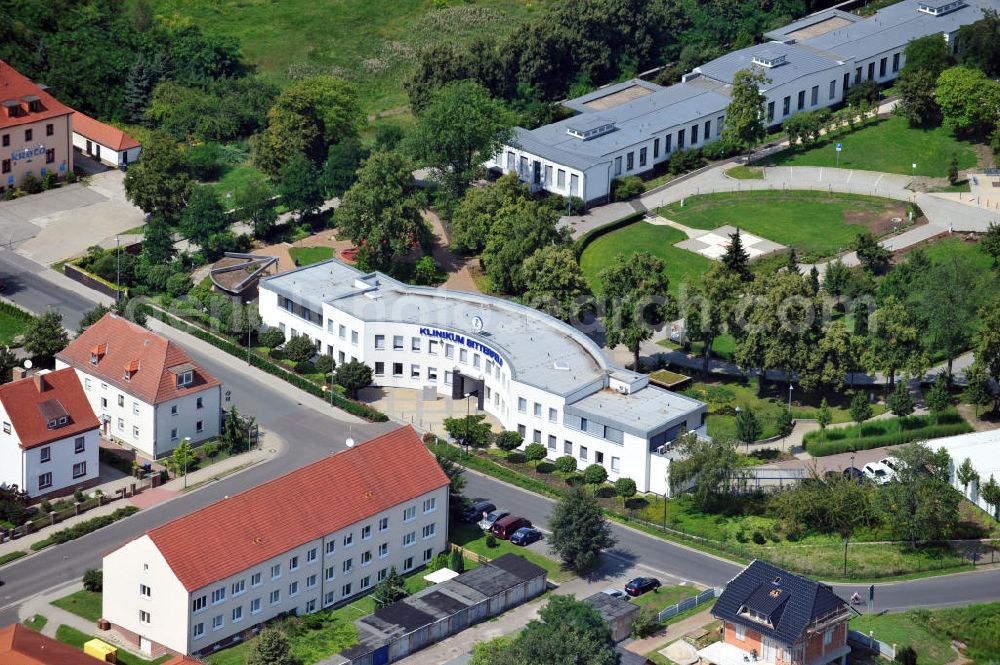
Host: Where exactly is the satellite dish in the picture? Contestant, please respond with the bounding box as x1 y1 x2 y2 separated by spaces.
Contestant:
23 359 32 369
346 438 355 448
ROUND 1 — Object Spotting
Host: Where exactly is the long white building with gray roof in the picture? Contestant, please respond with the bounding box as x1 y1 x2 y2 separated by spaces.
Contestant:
258 259 707 496
489 0 1000 204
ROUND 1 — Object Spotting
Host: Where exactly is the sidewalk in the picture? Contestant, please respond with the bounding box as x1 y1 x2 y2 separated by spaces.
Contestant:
0 431 284 563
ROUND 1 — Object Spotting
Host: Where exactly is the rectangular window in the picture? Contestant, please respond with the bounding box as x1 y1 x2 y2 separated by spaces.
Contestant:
325 565 335 581
374 361 385 376
324 591 336 606
626 152 634 171
704 120 711 141
351 330 359 346
231 580 245 596
548 408 558 423
735 623 745 640
411 337 420 352
72 462 87 478
378 568 388 582
564 440 572 454
193 596 207 613
427 367 437 381
361 550 372 565
46 148 55 164
212 614 223 630
423 497 436 513
404 556 414 571
251 598 261 614
892 52 900 73
269 590 280 605
797 90 805 110
678 128 685 148
639 147 647 167
653 138 660 159
375 335 385 350
614 156 622 176
557 169 566 188
171 428 178 441
118 394 125 407
140 610 151 625
344 532 354 547
444 343 454 359
855 66 862 84
879 57 887 77
343 558 353 573
783 96 790 116
665 134 672 152
823 627 833 645
133 426 139 438
410 364 420 378
403 531 416 547
379 516 389 531
867 61 875 80
232 606 243 623
829 80 836 100
717 116 724 137
325 541 336 556
580 446 588 461
544 165 552 185
422 523 436 538
271 564 281 579
342 583 352 597
339 325 347 340
1 160 10 174
1 134 7 147
24 129 32 141
811 85 818 106
379 542 388 557
532 429 541 444
404 505 416 521
392 362 403 376
548 435 556 450
251 573 262 587
459 348 468 363
289 581 299 596
75 437 85 453
140 583 151 598
289 555 299 571
429 340 439 355
360 575 371 590
533 402 541 418
518 398 527 413
193 622 204 639
211 587 226 604
690 123 698 145
46 123 54 136
570 174 579 197
472 353 480 369
423 547 434 563
612 456 620 472
362 525 372 540
40 446 51 463
517 424 526 438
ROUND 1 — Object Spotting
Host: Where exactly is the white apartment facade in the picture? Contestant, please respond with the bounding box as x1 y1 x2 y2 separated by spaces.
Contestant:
0 369 100 499
55 313 221 459
259 260 707 496
102 427 450 658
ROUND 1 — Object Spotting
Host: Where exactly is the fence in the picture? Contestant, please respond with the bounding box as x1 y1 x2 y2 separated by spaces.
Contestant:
849 629 896 660
657 587 722 622
448 543 490 566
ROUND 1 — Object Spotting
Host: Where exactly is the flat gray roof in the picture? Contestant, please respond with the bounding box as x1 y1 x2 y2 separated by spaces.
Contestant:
695 41 843 90
263 259 612 396
566 385 705 438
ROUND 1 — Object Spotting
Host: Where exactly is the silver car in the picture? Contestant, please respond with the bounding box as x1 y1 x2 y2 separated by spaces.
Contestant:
601 588 628 600
478 510 510 531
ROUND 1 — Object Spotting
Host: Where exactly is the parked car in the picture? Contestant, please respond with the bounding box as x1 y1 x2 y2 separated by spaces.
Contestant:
879 456 907 474
478 510 510 532
462 501 496 523
510 527 542 546
491 515 532 540
601 588 628 599
863 462 893 485
625 577 661 596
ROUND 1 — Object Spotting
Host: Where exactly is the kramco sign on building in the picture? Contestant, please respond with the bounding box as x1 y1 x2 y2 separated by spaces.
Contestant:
259 259 707 496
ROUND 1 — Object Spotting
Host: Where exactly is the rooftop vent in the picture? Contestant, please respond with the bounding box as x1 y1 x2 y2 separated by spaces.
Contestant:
566 118 616 140
752 51 787 68
917 0 964 15
552 361 570 370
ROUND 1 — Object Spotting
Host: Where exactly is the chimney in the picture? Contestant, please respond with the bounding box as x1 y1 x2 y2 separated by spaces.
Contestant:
33 374 48 393
11 367 26 381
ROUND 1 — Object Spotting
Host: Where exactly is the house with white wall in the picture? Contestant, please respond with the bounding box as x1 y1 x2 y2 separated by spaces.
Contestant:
55 313 221 460
71 111 141 168
102 426 450 658
0 369 99 499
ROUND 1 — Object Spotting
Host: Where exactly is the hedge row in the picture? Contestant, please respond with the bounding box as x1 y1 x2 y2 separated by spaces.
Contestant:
0 550 27 566
427 440 563 500
0 299 34 323
805 421 973 456
41 505 141 550
573 212 645 258
141 305 388 422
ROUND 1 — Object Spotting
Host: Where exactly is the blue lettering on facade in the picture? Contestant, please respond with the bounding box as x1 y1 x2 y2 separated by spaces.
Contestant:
419 327 504 368
10 144 46 162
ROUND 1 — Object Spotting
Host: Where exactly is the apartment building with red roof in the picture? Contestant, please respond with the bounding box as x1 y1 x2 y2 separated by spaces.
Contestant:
102 426 450 658
0 60 74 191
0 368 100 499
55 313 221 460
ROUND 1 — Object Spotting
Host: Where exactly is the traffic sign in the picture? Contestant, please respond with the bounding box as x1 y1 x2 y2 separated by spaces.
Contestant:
835 143 842 152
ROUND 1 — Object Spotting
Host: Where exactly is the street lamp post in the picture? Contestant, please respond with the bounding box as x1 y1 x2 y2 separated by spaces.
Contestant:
182 436 191 489
788 383 793 409
247 323 252 365
463 391 474 457
115 235 121 303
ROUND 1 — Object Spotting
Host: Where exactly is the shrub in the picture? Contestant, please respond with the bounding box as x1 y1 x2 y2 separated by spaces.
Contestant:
40 500 52 513
314 354 335 375
524 442 547 463
188 142 225 181
448 548 465 573
413 256 439 285
583 463 608 485
554 455 577 473
83 569 103 592
258 327 286 349
282 335 316 363
42 171 58 190
496 430 523 457
143 264 173 293
21 173 42 194
65 170 79 184
294 361 316 374
165 272 193 297
73 489 85 503
485 533 498 548
0 551 27 565
611 176 644 201
895 646 917 665
631 606 661 638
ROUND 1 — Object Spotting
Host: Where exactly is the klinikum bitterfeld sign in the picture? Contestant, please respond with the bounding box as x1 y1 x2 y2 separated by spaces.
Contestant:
11 144 46 161
418 327 504 368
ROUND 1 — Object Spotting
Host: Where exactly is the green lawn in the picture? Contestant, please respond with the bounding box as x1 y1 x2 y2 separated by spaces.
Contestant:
0 305 32 345
848 612 955 665
451 523 575 583
918 235 993 272
660 190 906 260
760 115 978 177
55 625 171 665
579 221 714 295
211 163 272 200
725 165 764 179
289 246 335 267
23 615 47 632
51 590 103 623
151 0 542 115
628 585 698 613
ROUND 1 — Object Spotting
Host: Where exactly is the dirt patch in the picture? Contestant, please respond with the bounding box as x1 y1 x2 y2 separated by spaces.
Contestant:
841 199 912 236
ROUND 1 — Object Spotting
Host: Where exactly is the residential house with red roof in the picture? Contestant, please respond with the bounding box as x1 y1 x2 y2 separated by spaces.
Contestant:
0 623 106 664
72 110 141 169
0 368 99 498
101 426 450 658
0 59 74 191
55 313 221 460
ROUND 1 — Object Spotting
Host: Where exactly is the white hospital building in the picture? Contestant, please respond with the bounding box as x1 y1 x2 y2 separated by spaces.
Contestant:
491 0 1000 204
258 259 707 496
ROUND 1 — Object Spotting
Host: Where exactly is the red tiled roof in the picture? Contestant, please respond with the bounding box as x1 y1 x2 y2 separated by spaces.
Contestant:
0 369 99 450
71 111 140 151
0 60 74 131
0 624 98 664
56 313 220 405
143 427 449 591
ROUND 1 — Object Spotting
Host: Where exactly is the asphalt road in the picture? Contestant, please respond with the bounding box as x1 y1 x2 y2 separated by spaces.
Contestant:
1 258 999 627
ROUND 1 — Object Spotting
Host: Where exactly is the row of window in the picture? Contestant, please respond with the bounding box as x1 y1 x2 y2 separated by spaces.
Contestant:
190 548 438 640
1 124 54 147
507 154 581 195
516 398 559 423
372 336 503 378
514 425 622 472
91 381 205 411
37 462 88 490
21 435 87 462
1 149 55 174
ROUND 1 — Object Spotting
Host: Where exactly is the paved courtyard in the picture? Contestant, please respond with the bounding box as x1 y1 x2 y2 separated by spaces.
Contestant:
358 386 502 437
675 224 785 260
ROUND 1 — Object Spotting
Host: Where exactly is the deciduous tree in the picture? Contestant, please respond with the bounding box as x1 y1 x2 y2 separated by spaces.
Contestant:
683 264 743 374
924 376 950 423
481 198 566 294
912 254 982 381
239 176 278 239
521 245 591 322
123 131 193 223
179 185 228 248
322 137 367 198
495 430 523 459
247 628 294 665
671 433 746 507
902 34 955 78
599 252 675 370
956 9 1000 77
852 231 891 274
444 414 493 449
450 174 528 254
894 68 942 127
23 310 68 364
334 360 373 398
723 68 770 158
981 222 1000 269
957 457 979 497
850 392 872 425
863 296 924 388
935 66 1000 139
279 152 326 221
548 487 616 572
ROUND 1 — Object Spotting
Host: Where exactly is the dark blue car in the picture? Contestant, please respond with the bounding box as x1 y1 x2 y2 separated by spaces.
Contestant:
510 527 542 546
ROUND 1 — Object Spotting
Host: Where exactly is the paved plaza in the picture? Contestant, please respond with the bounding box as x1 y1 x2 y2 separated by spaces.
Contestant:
675 224 785 260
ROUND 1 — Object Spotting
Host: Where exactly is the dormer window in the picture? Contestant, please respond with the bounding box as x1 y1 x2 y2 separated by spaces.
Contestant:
123 359 139 382
752 51 787 68
47 416 69 429
91 344 107 365
38 398 69 430
177 371 193 388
